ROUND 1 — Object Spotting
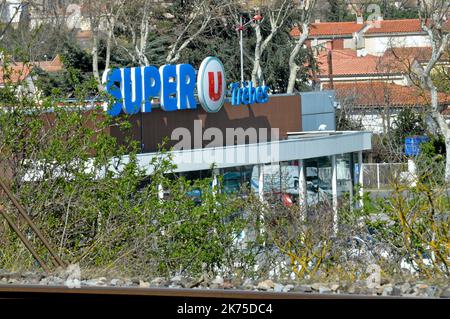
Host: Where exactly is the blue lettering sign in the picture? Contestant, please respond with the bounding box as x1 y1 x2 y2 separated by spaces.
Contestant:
104 68 122 117
229 81 270 106
159 64 178 111
177 64 197 110
142 66 161 113
123 67 142 115
102 57 270 116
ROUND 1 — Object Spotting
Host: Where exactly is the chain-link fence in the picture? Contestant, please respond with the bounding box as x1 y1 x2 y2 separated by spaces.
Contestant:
362 163 408 189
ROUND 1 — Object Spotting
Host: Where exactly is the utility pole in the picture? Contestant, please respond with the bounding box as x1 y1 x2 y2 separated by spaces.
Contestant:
239 16 244 84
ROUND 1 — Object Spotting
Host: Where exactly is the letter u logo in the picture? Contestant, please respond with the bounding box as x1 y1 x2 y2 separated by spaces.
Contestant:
208 71 222 101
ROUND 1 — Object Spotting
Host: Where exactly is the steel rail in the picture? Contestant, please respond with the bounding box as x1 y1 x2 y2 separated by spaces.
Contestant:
0 285 428 299
0 179 66 269
0 207 50 273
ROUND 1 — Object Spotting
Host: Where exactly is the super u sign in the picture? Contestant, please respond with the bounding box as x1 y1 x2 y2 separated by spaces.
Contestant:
102 57 269 116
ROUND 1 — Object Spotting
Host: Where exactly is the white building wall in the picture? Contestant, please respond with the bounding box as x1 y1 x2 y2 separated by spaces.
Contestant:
0 1 23 24
364 35 430 56
350 110 401 134
343 38 355 49
310 38 329 49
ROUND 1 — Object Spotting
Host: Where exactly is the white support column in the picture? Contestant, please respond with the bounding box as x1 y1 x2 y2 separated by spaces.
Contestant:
212 168 219 195
407 158 417 187
298 159 307 220
331 155 338 234
158 184 164 200
358 151 364 208
258 164 264 201
377 163 380 190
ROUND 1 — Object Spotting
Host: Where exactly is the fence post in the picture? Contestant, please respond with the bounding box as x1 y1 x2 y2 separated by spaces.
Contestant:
377 163 380 190
358 151 364 208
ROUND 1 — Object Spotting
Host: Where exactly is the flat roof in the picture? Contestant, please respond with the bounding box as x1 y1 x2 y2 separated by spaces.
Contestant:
115 131 372 174
22 130 372 181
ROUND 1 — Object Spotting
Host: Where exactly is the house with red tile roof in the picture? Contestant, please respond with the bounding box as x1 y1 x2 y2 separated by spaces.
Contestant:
313 48 411 88
0 55 64 96
32 55 64 73
311 44 450 134
314 45 448 89
360 18 446 56
323 81 450 133
291 18 448 56
290 18 367 51
0 64 32 86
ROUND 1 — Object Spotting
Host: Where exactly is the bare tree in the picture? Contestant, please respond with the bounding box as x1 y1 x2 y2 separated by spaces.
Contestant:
83 0 123 90
113 0 152 66
112 0 221 66
165 0 217 64
103 1 124 71
250 0 293 85
287 0 316 93
412 0 450 181
0 0 28 41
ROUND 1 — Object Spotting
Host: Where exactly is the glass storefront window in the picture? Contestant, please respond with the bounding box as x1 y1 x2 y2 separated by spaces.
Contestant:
304 156 333 205
220 165 254 194
336 154 352 196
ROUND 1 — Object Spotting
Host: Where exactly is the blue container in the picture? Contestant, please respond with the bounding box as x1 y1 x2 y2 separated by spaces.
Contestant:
405 136 429 156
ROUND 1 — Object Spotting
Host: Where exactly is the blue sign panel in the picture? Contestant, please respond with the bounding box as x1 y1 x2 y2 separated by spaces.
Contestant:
405 136 429 156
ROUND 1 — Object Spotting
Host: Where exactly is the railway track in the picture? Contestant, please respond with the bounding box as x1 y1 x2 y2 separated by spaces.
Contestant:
0 284 425 299
0 284 442 317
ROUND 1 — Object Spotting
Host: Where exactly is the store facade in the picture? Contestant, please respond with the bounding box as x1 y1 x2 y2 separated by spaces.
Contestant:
102 56 371 211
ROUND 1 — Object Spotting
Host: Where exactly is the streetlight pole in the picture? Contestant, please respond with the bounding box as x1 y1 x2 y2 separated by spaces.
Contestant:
239 16 244 85
237 14 262 87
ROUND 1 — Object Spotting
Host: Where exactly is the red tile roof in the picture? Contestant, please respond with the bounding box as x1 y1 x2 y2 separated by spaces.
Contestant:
0 64 32 85
364 18 423 34
0 55 64 85
290 18 450 38
324 82 450 107
364 18 450 35
384 47 449 63
33 55 64 73
290 21 364 38
316 49 401 77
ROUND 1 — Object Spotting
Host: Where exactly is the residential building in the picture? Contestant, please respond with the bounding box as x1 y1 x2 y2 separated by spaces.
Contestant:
0 55 63 94
292 16 450 134
290 18 448 56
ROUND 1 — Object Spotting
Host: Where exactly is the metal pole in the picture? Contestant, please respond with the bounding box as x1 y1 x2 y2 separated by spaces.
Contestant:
298 159 307 220
258 164 264 201
0 179 66 268
212 168 219 197
0 206 50 273
140 111 144 152
240 16 244 85
377 163 380 190
358 151 364 208
331 155 338 235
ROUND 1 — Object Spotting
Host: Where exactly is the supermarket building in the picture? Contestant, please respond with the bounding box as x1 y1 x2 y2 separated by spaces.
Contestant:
104 57 372 210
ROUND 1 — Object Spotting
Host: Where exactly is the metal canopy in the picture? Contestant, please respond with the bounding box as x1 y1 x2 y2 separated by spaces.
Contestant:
120 131 372 174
